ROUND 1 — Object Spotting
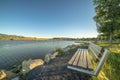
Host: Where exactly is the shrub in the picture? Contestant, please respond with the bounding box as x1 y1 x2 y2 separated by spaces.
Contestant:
56 48 64 57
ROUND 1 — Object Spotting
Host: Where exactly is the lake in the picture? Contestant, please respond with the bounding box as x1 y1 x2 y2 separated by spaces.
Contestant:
0 40 75 70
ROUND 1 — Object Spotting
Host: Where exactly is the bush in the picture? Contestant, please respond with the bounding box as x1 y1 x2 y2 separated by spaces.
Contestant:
56 48 64 57
11 65 22 73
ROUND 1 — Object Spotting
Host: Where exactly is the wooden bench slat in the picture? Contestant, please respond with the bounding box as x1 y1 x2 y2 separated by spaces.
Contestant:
89 47 99 61
90 43 102 51
73 49 81 66
90 45 101 56
82 49 87 68
90 43 103 57
77 49 85 68
86 50 93 70
68 49 79 64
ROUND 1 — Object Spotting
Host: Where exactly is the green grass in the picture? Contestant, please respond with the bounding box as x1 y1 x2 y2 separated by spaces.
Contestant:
91 43 120 80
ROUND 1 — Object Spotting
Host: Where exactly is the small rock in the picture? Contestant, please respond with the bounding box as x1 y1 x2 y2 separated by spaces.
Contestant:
44 54 51 63
51 52 58 59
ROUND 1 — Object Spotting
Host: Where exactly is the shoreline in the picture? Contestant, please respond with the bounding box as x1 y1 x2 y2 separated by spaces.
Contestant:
0 44 90 80
25 44 90 80
0 40 75 71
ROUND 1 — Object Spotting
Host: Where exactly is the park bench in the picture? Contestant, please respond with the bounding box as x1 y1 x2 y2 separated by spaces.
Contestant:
67 42 110 76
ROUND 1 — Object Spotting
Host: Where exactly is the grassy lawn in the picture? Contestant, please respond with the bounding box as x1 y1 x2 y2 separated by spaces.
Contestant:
91 42 120 80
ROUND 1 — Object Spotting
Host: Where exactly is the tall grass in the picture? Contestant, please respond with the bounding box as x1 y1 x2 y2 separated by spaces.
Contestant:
91 43 120 80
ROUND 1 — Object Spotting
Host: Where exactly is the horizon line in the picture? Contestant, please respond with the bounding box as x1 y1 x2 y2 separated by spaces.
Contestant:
0 33 97 38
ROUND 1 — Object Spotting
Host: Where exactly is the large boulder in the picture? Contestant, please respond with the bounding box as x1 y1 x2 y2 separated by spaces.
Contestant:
0 70 6 80
29 59 44 70
22 59 44 73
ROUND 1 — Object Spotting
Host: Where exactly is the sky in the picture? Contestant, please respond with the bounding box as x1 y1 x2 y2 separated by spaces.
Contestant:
0 0 98 38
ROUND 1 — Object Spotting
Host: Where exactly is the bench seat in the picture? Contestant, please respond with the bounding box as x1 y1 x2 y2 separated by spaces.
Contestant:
68 49 93 70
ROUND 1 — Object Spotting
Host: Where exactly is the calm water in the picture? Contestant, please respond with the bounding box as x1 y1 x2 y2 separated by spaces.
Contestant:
0 40 74 70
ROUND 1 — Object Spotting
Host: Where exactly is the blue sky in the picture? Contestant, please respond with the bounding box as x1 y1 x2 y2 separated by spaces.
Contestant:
0 0 98 38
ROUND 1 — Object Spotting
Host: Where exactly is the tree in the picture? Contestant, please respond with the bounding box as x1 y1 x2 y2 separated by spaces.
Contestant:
98 33 108 41
93 0 120 46
113 29 120 39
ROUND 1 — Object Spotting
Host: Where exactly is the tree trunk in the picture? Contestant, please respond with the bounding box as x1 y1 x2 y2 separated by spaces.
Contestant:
109 32 113 47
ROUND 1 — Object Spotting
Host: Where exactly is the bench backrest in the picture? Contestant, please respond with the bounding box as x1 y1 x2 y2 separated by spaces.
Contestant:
88 42 109 76
88 42 104 62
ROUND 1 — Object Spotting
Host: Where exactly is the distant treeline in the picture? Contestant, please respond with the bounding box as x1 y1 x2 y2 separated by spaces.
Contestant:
52 37 97 41
0 33 97 41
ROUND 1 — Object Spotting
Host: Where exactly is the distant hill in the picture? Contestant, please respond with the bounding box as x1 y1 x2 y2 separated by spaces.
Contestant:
0 33 24 37
0 33 9 36
0 33 50 40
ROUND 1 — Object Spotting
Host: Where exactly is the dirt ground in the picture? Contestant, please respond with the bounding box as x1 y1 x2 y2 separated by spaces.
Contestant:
26 46 91 80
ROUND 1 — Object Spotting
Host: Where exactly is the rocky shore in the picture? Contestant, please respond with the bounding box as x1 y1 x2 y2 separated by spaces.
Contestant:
0 44 90 80
25 45 90 80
